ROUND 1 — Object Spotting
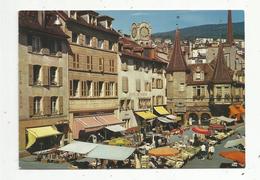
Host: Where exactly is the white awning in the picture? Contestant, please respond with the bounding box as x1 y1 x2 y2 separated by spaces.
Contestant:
224 138 245 148
157 116 174 123
166 114 177 120
216 116 236 123
105 125 126 132
86 144 136 161
58 141 97 154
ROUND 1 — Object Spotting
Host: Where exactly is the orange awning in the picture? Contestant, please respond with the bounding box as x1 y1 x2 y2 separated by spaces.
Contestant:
148 147 179 157
219 151 245 165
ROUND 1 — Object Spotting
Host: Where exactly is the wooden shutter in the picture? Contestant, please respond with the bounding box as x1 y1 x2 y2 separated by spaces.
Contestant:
29 96 34 116
122 77 128 93
136 79 141 91
42 66 49 86
58 67 63 86
131 99 134 110
59 96 63 114
29 64 33 85
43 96 51 115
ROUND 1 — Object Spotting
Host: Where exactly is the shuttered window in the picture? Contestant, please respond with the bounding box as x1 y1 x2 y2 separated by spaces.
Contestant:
42 66 49 86
43 96 51 115
51 96 58 114
122 77 128 93
136 79 141 92
29 64 34 85
59 96 63 114
58 67 63 86
29 96 34 116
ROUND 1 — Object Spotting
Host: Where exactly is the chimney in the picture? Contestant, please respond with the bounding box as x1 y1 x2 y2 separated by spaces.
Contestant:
227 10 234 45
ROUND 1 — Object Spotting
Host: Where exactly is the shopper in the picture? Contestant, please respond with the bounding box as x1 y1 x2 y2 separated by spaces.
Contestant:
207 144 215 160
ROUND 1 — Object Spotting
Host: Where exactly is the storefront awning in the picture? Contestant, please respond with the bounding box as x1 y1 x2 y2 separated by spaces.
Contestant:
73 114 124 139
105 125 126 132
58 141 97 154
135 111 157 120
26 126 62 149
157 116 174 123
154 106 170 115
166 114 181 121
86 144 135 161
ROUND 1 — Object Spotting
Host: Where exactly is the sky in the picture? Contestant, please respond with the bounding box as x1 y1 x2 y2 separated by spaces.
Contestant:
97 10 244 34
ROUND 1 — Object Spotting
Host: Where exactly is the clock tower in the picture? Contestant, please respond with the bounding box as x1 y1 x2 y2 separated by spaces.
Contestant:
131 22 152 46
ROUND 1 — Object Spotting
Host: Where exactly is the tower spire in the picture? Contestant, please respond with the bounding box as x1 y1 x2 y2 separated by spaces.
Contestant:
166 28 188 73
227 10 234 45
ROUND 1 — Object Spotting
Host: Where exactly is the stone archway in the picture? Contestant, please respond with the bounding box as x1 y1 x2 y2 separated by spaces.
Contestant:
188 113 199 125
200 113 211 125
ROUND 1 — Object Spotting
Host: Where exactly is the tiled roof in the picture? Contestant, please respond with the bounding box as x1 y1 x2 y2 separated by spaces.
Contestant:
119 37 167 64
166 29 188 73
57 11 120 37
186 64 214 85
211 44 233 84
19 11 69 39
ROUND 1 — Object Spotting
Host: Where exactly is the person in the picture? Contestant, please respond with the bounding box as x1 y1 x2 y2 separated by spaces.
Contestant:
236 133 242 139
200 144 206 160
189 117 193 126
207 144 215 160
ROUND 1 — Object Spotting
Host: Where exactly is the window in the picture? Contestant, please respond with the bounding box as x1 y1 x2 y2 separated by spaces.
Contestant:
109 59 115 72
98 39 104 49
49 39 61 55
86 56 93 70
122 77 128 93
73 54 80 69
216 87 222 101
156 96 163 105
82 80 92 97
109 41 114 50
33 97 42 115
51 96 58 114
114 82 118 96
70 80 80 97
99 58 104 71
50 67 57 85
145 82 151 91
93 81 103 96
138 99 151 109
72 32 79 43
105 82 114 96
193 86 205 98
156 79 163 89
136 79 141 92
195 72 201 80
179 83 185 91
85 35 91 46
32 36 41 52
33 65 41 85
152 78 156 89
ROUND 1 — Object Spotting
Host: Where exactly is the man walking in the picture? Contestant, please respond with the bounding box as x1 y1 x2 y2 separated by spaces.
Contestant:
200 144 206 160
207 144 215 160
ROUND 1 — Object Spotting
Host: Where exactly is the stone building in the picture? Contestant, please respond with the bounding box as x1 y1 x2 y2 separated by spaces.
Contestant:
118 36 168 130
56 11 123 140
19 11 70 153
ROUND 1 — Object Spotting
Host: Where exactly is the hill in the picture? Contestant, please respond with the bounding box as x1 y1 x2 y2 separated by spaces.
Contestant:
152 22 244 41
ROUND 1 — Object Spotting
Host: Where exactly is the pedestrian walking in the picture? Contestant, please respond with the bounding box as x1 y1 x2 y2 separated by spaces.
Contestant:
207 144 215 160
200 144 206 160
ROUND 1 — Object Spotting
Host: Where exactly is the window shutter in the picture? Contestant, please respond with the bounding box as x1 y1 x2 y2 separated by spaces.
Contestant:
29 96 34 116
59 96 63 114
136 79 141 91
131 99 134 110
43 96 51 115
122 77 128 93
58 67 63 86
29 64 33 85
42 66 49 86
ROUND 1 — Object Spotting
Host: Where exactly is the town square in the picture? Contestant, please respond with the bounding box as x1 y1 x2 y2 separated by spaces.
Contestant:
18 10 245 169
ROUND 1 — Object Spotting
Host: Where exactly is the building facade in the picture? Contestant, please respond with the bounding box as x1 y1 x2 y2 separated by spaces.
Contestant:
57 11 122 140
19 11 70 153
118 37 168 130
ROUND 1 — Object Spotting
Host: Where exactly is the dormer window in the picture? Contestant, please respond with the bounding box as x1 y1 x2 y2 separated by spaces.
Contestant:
72 32 79 44
195 72 201 80
98 39 104 49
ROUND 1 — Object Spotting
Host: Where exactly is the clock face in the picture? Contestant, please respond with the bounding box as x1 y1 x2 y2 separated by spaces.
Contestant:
140 26 149 39
132 27 137 38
